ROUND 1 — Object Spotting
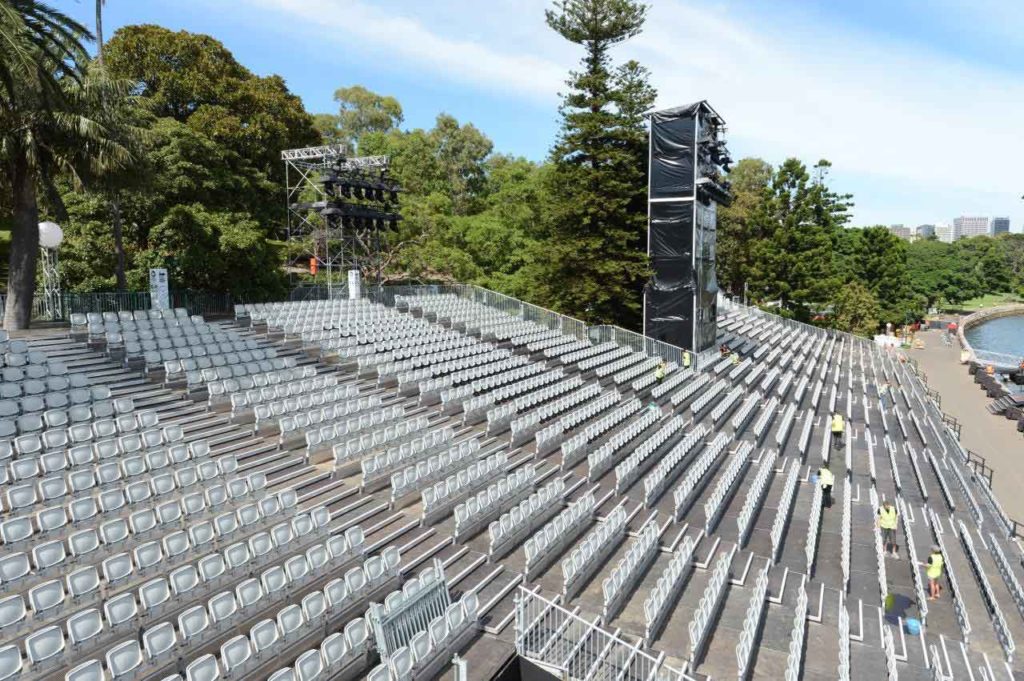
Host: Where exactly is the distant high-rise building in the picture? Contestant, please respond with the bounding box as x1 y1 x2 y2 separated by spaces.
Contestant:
935 223 953 243
991 217 1010 235
953 216 990 240
916 224 936 239
888 224 912 240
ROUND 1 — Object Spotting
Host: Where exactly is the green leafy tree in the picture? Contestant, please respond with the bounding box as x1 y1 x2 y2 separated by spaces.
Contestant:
850 226 917 323
540 0 655 327
1 1 139 328
832 280 880 336
717 158 773 296
747 158 838 320
317 85 404 153
104 25 318 182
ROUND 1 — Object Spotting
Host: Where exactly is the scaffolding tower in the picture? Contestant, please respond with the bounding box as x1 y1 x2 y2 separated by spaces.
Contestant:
282 145 392 297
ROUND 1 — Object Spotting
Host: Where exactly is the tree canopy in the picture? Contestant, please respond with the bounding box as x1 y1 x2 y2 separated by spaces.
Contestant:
5 3 1022 338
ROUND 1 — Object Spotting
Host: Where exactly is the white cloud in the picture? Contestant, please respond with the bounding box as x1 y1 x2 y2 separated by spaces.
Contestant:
247 0 566 103
241 0 1024 227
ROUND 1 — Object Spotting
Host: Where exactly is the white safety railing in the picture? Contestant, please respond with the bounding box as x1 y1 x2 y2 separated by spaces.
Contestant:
515 586 686 681
736 448 778 547
735 561 771 680
688 545 735 664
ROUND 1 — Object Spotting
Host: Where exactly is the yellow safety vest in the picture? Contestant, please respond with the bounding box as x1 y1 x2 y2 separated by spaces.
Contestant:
926 552 944 579
831 415 845 433
683 352 691 368
655 366 665 380
818 468 834 487
878 506 898 530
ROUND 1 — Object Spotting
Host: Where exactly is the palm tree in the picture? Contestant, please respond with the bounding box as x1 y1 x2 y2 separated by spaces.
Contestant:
93 0 128 289
1 0 133 328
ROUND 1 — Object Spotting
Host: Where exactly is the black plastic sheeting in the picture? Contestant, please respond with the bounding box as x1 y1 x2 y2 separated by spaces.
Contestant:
650 113 695 199
645 102 719 352
649 202 694 259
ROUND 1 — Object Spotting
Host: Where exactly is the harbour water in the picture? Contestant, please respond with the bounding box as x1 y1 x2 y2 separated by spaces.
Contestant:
965 314 1024 358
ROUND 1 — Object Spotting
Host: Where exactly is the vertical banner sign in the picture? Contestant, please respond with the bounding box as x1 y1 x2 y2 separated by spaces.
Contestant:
149 268 170 311
347 269 362 300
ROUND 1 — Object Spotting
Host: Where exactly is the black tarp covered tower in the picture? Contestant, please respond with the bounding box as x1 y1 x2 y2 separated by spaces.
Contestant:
644 101 732 353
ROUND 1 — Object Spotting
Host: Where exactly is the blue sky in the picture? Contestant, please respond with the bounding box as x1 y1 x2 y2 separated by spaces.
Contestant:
67 0 1024 231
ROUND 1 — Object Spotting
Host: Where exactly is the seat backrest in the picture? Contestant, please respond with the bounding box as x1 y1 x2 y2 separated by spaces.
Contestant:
178 605 210 642
185 654 220 681
0 594 25 628
66 565 100 599
66 608 103 645
220 634 252 672
106 639 143 678
143 621 178 660
249 618 279 652
25 625 64 664
294 649 323 681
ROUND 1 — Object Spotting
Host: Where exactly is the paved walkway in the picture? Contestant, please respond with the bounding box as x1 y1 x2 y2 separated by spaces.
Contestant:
910 325 1024 521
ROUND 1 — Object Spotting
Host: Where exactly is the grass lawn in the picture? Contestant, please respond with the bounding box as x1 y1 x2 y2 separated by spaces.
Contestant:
940 292 1024 314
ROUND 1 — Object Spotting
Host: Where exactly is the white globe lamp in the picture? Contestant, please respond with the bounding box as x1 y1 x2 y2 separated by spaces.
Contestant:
38 221 63 320
39 221 64 249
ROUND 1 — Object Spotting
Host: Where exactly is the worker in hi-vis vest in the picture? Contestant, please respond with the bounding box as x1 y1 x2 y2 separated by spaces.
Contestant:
830 412 845 448
817 463 834 509
877 501 899 558
923 545 944 600
654 361 666 383
683 351 691 369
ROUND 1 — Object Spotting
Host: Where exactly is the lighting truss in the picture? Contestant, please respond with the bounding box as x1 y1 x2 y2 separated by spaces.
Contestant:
282 145 398 296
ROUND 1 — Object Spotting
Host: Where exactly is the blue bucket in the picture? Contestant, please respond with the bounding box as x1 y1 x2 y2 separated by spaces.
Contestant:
905 618 921 635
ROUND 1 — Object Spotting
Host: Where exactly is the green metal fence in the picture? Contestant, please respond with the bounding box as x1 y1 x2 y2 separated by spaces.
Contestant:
1 290 239 321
